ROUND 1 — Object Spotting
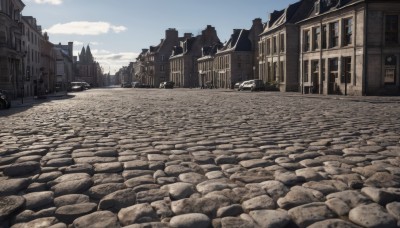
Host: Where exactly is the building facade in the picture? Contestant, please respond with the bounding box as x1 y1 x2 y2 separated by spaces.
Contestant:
54 42 74 92
143 29 183 87
21 16 46 97
0 0 25 98
298 0 400 95
259 0 314 92
170 25 220 88
40 32 56 94
212 18 263 89
76 45 103 87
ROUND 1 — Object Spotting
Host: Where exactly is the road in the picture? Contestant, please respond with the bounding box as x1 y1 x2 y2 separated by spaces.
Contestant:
1 88 400 227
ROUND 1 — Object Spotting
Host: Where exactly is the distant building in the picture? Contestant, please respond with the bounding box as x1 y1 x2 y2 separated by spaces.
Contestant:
298 0 400 95
212 18 263 89
76 45 103 87
40 32 56 94
0 0 25 98
54 42 74 91
170 25 220 88
197 43 222 88
142 29 183 87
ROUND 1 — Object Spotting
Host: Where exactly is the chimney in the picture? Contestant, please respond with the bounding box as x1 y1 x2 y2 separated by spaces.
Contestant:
68 42 73 57
184 33 192 39
165 28 178 40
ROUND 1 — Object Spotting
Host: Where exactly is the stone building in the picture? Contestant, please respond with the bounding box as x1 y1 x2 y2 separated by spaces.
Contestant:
76 45 103 87
298 0 400 95
170 25 220 88
142 29 184 87
0 0 25 98
54 42 74 91
212 18 263 89
40 32 56 94
259 0 314 92
134 49 148 84
197 43 222 88
21 16 46 97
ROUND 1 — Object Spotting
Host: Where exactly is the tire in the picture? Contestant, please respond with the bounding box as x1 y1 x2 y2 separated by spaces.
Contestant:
0 100 6 110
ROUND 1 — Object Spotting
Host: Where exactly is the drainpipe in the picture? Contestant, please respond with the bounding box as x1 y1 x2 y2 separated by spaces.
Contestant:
363 1 368 96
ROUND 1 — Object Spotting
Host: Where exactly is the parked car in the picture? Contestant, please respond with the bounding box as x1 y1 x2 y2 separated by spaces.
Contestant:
132 82 142 88
238 79 265 91
160 81 174 89
82 82 91 89
0 90 11 109
70 82 85 92
234 81 244 90
121 82 132 88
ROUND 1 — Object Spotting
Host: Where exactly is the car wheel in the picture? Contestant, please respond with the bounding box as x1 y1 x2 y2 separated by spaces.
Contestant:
251 87 255 92
0 100 6 110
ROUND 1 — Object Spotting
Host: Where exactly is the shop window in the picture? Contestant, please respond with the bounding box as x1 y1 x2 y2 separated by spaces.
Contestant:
385 15 399 45
384 55 397 84
329 58 338 78
304 60 309 82
341 57 351 84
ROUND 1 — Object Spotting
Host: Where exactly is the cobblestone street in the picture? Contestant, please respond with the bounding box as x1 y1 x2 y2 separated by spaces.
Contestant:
1 88 400 228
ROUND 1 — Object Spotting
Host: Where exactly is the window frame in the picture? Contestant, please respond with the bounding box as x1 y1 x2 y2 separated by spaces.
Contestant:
385 14 399 45
341 57 352 84
343 17 353 46
329 21 339 48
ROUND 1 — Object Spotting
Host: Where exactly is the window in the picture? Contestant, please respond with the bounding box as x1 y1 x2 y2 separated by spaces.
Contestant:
322 25 327 49
329 58 339 79
384 55 397 84
304 30 311 52
266 38 271 55
280 61 285 82
273 62 278 81
342 57 351 84
273 36 277 54
267 62 272 81
160 65 165 72
161 55 165 61
330 22 339 48
304 60 309 82
343 18 353 46
313 27 321 50
280 34 285 52
385 15 399 44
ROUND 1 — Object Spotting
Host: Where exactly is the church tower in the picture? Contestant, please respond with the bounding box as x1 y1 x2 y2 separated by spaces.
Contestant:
86 45 94 63
79 46 86 63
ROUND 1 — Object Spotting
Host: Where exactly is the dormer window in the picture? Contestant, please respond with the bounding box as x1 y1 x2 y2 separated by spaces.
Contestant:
315 1 320 15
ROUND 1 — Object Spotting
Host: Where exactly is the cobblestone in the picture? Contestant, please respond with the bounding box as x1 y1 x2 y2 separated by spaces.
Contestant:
0 88 400 227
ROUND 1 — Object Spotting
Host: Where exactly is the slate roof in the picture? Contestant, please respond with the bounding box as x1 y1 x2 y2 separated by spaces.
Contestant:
260 0 314 35
217 29 252 53
304 0 364 21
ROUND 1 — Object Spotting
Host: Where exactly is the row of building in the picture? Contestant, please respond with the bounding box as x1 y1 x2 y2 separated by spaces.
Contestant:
131 0 400 96
0 0 104 99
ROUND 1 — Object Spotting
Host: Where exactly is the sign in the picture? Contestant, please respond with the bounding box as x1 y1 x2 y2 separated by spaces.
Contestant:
384 67 396 84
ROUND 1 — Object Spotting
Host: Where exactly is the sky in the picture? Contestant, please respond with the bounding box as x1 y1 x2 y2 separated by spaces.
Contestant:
22 0 296 74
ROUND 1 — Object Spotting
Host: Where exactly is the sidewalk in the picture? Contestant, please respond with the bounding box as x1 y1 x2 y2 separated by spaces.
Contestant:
11 91 68 108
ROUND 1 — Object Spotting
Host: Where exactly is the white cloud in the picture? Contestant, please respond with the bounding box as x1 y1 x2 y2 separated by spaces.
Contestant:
33 0 63 5
73 47 138 74
45 21 127 35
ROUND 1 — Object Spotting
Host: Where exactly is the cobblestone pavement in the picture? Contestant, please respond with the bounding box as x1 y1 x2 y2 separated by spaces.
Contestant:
1 88 400 228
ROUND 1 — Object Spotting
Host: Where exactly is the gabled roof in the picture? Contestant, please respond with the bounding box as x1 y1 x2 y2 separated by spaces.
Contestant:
218 29 252 53
305 0 363 21
260 0 314 35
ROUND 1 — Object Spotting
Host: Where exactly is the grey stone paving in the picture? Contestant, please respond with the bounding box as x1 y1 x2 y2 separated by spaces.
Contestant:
1 88 400 228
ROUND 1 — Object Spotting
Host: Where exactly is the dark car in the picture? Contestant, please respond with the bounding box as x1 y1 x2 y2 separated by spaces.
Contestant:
70 82 85 92
121 82 132 88
238 79 265 91
132 82 142 88
160 81 174 89
0 90 11 109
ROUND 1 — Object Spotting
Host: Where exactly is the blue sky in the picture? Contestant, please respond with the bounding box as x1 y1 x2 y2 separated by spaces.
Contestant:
23 0 296 74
